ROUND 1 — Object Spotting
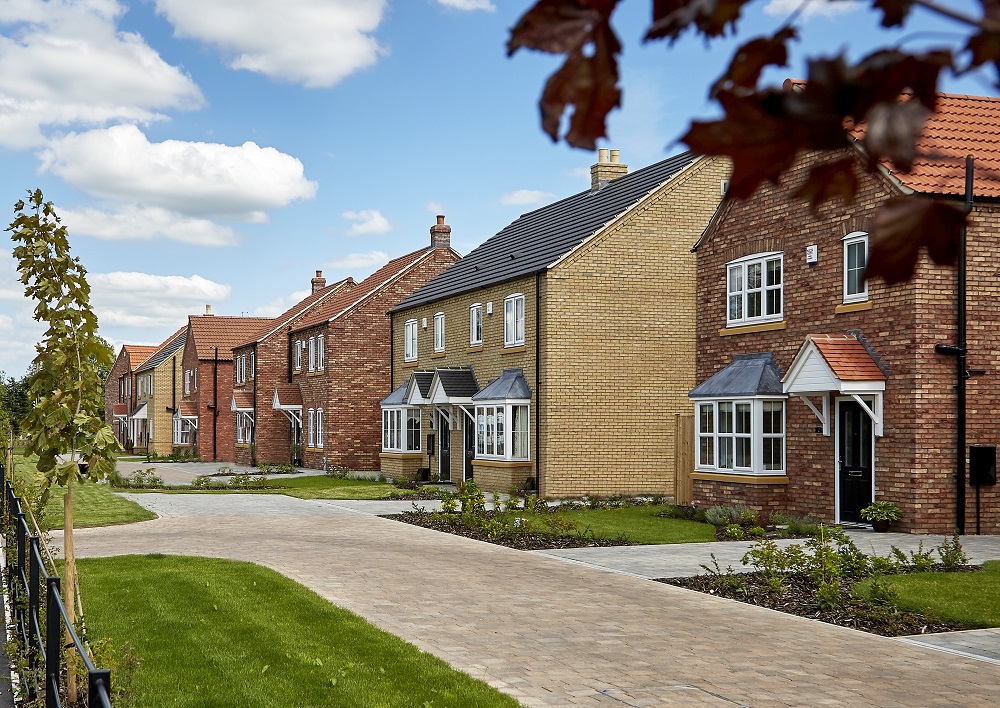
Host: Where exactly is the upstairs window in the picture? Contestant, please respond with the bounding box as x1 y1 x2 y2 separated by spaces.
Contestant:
317 335 324 371
404 319 418 362
184 370 191 394
249 351 255 379
434 312 445 352
294 341 302 371
843 232 869 303
308 337 316 372
469 303 483 346
504 294 525 347
307 408 315 448
727 253 783 326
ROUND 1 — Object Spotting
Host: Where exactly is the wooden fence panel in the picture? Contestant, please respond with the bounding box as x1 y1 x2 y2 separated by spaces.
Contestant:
674 414 694 505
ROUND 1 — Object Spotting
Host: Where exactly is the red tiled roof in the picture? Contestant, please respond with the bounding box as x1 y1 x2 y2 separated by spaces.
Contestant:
273 384 302 408
189 316 271 361
853 93 1000 198
124 345 157 368
292 248 435 331
809 334 886 381
235 277 355 348
232 390 254 410
177 401 198 417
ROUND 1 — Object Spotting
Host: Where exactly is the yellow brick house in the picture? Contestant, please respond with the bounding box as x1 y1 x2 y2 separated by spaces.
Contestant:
382 149 730 497
132 326 187 456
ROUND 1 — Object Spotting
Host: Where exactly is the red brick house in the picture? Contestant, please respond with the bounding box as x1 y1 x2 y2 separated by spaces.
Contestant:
176 308 270 462
689 91 1000 534
230 272 354 466
234 220 460 470
104 344 156 449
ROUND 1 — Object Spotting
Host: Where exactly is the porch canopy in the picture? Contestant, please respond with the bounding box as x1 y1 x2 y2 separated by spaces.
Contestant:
782 333 888 436
403 370 435 406
231 390 254 413
173 401 198 429
128 402 148 420
689 353 784 399
112 403 128 420
426 366 479 427
473 368 532 402
272 384 303 426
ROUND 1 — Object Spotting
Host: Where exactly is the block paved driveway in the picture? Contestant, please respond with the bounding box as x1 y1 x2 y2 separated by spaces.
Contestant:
74 494 1000 707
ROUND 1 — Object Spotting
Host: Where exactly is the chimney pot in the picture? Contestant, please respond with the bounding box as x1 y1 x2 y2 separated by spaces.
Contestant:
591 148 628 190
205 304 213 316
311 269 327 294
430 215 451 248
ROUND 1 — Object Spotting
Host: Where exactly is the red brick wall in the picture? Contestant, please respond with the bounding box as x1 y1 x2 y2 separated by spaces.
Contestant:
179 330 236 462
104 348 133 444
695 150 1000 534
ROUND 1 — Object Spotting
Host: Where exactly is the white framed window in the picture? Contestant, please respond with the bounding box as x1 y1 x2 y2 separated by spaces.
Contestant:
475 403 530 461
404 319 418 362
236 413 253 444
316 408 323 448
173 418 191 444
317 335 324 371
381 408 421 452
726 253 783 326
184 370 191 394
434 312 445 352
194 369 198 391
249 351 255 379
504 294 525 347
294 341 302 371
695 398 785 475
469 303 483 346
843 232 869 303
308 337 316 372
307 408 315 448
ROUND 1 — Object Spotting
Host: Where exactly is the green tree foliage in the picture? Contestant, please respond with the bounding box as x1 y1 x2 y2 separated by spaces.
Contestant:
2 373 33 436
6 189 120 497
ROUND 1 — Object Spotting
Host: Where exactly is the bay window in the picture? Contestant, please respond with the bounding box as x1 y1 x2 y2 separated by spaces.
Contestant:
381 407 421 452
475 403 529 461
695 398 785 474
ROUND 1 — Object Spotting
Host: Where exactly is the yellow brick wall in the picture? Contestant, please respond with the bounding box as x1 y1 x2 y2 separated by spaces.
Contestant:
539 156 730 498
147 350 185 456
390 276 538 484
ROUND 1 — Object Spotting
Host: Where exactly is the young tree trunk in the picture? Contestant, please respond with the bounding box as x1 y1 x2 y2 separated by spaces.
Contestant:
64 486 78 704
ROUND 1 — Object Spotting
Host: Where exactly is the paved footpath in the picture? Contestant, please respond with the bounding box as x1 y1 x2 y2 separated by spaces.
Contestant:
73 494 1000 707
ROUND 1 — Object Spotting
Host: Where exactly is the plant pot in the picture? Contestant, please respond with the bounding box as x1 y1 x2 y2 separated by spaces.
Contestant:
872 520 890 533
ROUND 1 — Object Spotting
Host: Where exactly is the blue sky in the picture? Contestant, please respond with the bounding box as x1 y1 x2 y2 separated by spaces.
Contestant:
0 0 989 378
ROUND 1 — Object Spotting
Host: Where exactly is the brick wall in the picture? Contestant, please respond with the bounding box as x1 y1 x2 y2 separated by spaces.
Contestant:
104 348 132 443
694 149 1000 534
146 351 184 456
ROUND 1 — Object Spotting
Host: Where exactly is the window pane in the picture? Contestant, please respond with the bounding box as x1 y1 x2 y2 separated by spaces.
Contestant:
486 409 496 455
728 265 742 293
766 288 781 316
728 294 742 321
763 401 783 434
516 297 525 342
763 438 783 471
735 403 752 433
513 405 528 459
496 407 505 456
719 438 733 468
698 404 714 433
736 437 751 468
476 410 485 455
406 409 421 451
699 436 714 466
747 263 761 289
766 258 781 286
747 291 761 318
718 402 733 433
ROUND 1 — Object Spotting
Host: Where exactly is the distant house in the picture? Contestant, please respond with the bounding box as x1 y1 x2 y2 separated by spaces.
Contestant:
242 222 460 471
133 327 186 456
176 308 270 462
383 149 730 496
104 344 156 450
689 91 1000 534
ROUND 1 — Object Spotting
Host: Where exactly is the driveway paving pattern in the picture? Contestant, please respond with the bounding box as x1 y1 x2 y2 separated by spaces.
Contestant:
73 494 1000 707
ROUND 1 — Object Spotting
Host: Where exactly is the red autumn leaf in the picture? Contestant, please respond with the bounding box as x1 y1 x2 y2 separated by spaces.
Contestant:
645 0 751 43
792 157 859 208
539 23 622 148
711 27 796 97
682 90 801 198
507 0 615 56
862 99 930 171
872 0 914 27
867 196 967 284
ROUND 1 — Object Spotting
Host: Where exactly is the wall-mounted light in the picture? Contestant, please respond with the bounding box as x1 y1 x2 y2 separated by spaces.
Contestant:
421 317 427 329
486 302 493 315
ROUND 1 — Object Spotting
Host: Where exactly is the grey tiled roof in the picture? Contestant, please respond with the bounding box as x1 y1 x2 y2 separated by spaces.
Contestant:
381 383 408 406
136 331 186 374
435 367 479 398
689 353 784 398
393 151 699 311
412 371 435 399
473 368 532 401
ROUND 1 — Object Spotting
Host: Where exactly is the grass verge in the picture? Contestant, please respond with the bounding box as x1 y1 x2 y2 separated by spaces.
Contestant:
856 560 1000 628
124 474 419 500
78 555 523 708
525 505 715 544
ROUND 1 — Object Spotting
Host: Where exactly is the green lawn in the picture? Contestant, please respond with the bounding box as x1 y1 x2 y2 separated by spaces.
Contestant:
858 561 1000 628
525 505 716 544
78 555 523 708
128 474 419 501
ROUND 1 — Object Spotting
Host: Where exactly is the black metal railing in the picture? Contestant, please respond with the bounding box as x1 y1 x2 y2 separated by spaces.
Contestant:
1 462 112 707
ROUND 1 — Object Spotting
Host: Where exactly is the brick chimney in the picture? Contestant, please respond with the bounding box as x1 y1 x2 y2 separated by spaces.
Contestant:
205 304 214 316
591 148 628 190
311 270 326 293
430 214 451 248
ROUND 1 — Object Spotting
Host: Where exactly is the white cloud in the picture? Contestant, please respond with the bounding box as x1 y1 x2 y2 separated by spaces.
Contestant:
0 248 45 377
89 271 230 328
0 0 203 148
40 124 317 220
61 205 238 245
426 201 445 215
342 209 391 236
326 250 389 270
154 0 387 88
500 189 556 206
253 289 310 317
436 0 496 10
763 0 860 18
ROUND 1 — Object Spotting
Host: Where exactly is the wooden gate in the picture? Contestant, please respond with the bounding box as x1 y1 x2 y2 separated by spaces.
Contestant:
674 414 694 505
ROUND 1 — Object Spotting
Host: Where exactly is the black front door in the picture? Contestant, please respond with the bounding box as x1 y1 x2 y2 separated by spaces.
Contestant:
464 419 475 481
838 400 874 523
438 413 451 482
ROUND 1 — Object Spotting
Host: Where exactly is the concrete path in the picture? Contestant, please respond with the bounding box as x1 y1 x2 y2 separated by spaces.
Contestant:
71 493 1000 707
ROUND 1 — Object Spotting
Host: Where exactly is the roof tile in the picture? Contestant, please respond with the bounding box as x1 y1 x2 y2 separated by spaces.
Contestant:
189 316 271 361
809 334 886 381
